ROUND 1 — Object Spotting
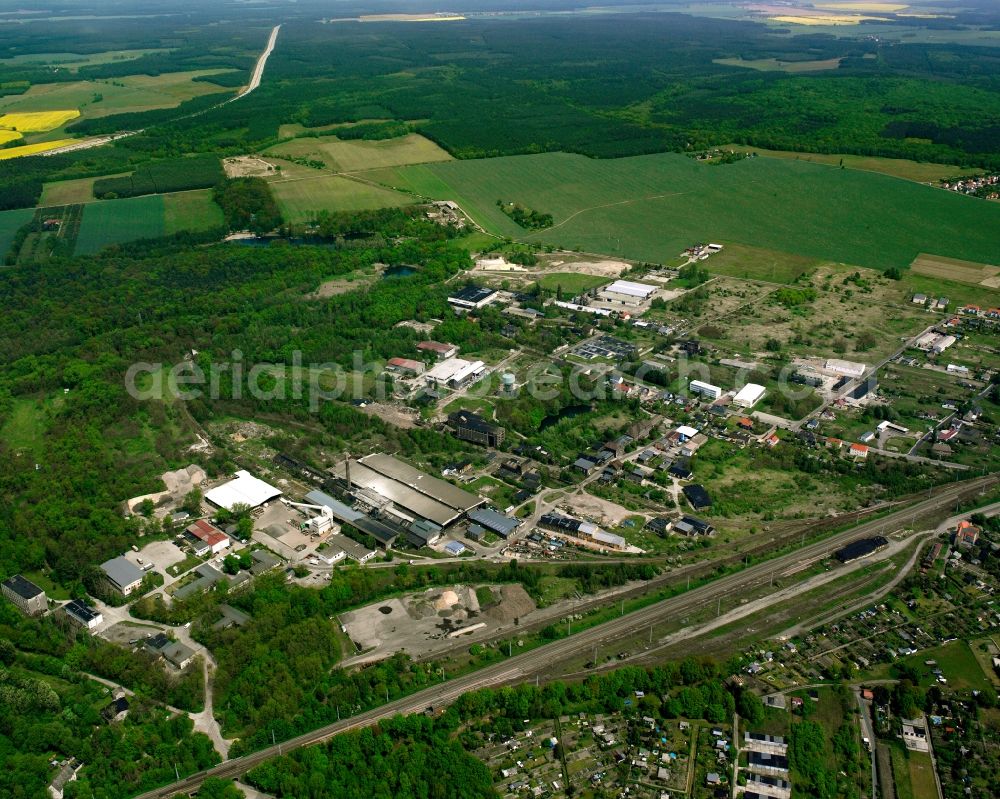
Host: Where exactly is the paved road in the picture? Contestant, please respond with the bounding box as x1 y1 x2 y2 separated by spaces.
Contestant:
133 473 997 798
231 25 280 101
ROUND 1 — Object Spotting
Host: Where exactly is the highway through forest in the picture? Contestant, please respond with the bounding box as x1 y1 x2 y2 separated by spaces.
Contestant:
42 24 280 157
134 473 998 798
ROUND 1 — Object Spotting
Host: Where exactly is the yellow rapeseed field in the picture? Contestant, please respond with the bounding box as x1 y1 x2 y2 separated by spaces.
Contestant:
0 109 80 132
816 2 908 10
0 130 23 145
0 139 76 160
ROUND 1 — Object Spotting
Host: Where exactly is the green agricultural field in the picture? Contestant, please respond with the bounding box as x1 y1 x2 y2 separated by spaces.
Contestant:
0 49 170 70
0 207 33 257
266 133 452 173
721 144 982 183
163 190 224 235
39 174 130 206
74 195 165 255
0 70 236 134
377 152 1000 271
269 175 412 224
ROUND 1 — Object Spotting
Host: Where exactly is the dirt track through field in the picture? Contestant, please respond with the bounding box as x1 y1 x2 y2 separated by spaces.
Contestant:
528 192 687 234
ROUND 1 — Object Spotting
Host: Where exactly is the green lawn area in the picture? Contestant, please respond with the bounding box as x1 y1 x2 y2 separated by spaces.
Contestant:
267 132 452 172
0 396 49 452
163 189 224 234
21 569 71 600
269 174 412 224
371 151 1000 271
889 743 916 799
74 195 165 255
442 397 495 416
889 742 936 799
0 207 33 257
464 476 518 510
899 640 992 692
534 272 609 293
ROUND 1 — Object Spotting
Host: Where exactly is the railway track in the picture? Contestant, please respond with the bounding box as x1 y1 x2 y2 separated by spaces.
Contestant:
135 473 997 798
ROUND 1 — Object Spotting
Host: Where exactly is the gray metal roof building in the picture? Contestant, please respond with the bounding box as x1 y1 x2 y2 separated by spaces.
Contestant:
2 574 47 616
304 489 399 547
467 507 520 538
100 556 144 594
333 454 483 527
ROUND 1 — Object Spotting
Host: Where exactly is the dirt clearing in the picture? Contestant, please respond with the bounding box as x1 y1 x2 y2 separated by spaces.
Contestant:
223 156 278 178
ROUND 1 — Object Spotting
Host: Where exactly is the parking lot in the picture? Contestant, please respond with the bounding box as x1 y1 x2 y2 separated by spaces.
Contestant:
131 539 187 576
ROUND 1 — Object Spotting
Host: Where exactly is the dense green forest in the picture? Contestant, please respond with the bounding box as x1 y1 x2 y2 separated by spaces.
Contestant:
4 11 1000 213
246 716 497 799
93 155 224 200
57 15 1000 172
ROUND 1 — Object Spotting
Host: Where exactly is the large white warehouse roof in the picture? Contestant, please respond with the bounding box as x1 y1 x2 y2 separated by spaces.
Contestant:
205 470 282 510
733 383 766 407
603 280 658 299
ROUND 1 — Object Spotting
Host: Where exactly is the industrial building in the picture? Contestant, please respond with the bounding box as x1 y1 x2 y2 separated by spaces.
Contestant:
145 633 196 669
205 470 282 511
849 376 878 401
915 332 956 354
303 489 400 548
834 536 889 563
386 357 425 376
447 410 505 448
574 335 637 361
597 280 658 307
1 574 47 616
672 516 715 536
100 556 144 596
174 563 225 600
444 540 467 556
65 598 102 629
417 340 458 359
683 484 712 511
539 512 627 550
332 453 484 529
824 359 866 378
689 380 722 400
467 507 520 538
184 520 230 555
424 357 488 389
448 285 499 310
733 383 766 408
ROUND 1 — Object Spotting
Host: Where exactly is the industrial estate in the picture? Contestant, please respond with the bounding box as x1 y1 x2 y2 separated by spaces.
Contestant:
2 2 1000 799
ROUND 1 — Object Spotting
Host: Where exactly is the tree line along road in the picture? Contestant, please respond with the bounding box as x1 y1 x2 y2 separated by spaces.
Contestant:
135 472 998 798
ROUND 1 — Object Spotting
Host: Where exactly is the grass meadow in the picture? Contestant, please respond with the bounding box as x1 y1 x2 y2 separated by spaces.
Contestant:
163 190 224 235
269 174 412 223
